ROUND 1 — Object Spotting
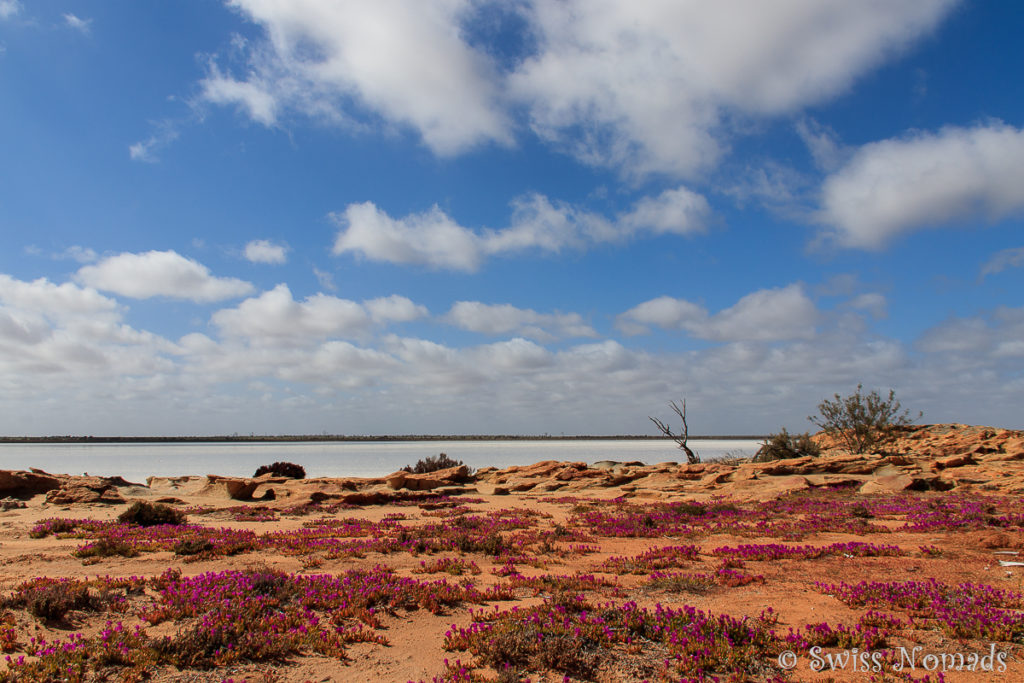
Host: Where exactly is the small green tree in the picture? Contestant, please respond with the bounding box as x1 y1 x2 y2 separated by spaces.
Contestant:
809 384 920 454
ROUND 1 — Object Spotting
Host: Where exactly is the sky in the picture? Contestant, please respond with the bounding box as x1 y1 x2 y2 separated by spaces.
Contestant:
1 1 1022 437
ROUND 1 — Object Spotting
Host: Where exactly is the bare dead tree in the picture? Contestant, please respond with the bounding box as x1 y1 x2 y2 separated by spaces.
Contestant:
649 399 700 464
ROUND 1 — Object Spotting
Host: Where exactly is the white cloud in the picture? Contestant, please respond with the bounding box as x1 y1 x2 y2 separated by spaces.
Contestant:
819 122 1024 248
212 284 371 343
3 273 1023 435
200 63 279 126
0 275 177 384
617 284 819 342
446 301 596 341
510 0 956 177
364 295 428 324
76 250 254 302
981 246 1024 278
918 307 1024 359
332 186 708 271
0 1 19 20
210 287 427 346
0 275 120 322
332 201 484 271
63 13 91 34
188 2 956 177
204 0 512 154
244 239 288 264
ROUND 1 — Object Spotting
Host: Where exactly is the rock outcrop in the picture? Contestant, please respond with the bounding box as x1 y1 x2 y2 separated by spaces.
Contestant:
4 424 1022 507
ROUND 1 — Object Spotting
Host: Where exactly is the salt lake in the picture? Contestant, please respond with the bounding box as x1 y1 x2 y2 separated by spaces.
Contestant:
0 439 763 481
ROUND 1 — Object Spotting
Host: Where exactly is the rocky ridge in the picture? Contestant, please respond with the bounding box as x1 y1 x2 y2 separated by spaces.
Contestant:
1 424 1021 507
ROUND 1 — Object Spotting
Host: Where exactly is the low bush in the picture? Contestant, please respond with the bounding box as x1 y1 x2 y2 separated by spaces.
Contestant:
117 501 187 527
253 461 306 479
13 581 95 621
402 453 470 476
173 538 214 556
753 428 821 462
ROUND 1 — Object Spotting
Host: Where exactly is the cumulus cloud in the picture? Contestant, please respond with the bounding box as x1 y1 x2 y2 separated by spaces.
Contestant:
446 301 596 341
76 250 254 302
332 201 484 271
917 306 1024 358
211 286 428 345
202 0 512 154
510 0 956 177
190 2 955 177
364 295 428 324
819 122 1024 248
980 246 1024 278
212 284 372 343
3 271 1024 435
617 284 819 342
332 186 708 271
0 275 120 322
0 275 176 384
244 239 288 264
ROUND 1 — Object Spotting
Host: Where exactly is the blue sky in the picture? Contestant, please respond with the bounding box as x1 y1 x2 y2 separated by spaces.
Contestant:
1 0 1022 436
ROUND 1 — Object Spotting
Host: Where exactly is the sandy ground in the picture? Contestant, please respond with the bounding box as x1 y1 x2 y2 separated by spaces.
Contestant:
0 484 1022 682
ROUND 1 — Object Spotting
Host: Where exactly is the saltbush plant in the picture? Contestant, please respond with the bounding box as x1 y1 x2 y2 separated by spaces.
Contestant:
809 384 920 454
752 428 821 462
402 452 470 476
253 461 306 479
116 501 186 527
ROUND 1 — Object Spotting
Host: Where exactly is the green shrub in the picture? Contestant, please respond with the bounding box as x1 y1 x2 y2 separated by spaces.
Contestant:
401 452 470 476
117 501 186 527
809 384 920 454
753 428 821 462
253 461 306 479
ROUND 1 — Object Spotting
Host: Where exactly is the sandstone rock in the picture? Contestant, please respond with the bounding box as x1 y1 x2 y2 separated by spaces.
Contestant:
554 467 606 482
197 475 260 500
859 474 916 494
0 470 62 497
45 483 125 505
977 532 1021 549
591 460 620 469
386 465 469 491
727 475 810 501
699 470 733 487
932 454 975 470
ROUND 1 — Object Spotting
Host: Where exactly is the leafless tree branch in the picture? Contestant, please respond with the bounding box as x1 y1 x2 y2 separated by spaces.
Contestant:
649 399 700 464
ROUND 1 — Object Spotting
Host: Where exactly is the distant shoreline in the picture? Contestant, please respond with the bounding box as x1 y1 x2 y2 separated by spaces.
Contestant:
0 434 767 444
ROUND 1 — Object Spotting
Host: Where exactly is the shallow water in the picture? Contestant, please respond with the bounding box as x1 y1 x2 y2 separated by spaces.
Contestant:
0 439 761 481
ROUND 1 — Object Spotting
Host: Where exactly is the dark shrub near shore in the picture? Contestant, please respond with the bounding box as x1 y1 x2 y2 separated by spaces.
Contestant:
117 501 187 527
402 452 469 475
753 428 821 462
253 461 306 479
